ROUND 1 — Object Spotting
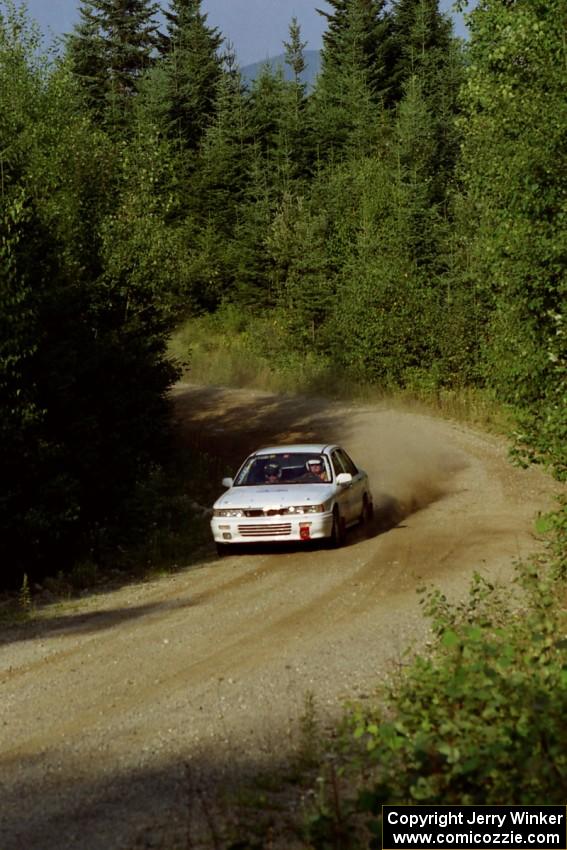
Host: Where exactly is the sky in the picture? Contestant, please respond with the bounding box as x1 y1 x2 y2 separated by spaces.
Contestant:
19 0 471 67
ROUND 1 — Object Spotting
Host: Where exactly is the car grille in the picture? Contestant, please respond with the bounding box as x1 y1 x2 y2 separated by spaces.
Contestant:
238 523 292 537
244 509 284 517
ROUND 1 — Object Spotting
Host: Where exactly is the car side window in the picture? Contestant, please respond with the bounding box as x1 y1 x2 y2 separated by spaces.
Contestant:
338 449 358 476
331 450 346 478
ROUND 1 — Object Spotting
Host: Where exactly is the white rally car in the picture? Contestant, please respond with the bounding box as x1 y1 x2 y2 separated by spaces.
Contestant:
211 444 373 555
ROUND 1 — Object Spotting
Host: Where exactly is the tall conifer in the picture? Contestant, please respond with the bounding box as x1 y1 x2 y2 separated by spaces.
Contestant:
67 0 160 122
388 0 454 106
318 0 394 101
65 1 107 115
284 17 307 89
310 0 381 160
159 0 223 150
282 18 310 177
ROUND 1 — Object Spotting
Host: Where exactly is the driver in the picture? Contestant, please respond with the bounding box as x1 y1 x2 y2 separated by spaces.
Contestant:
264 463 282 483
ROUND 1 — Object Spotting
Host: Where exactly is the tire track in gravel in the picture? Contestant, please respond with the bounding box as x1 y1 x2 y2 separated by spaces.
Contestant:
0 384 560 850
1 548 399 758
0 516 521 762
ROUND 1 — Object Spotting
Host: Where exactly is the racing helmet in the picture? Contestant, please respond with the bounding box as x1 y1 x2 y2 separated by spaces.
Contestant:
306 457 324 472
264 462 282 479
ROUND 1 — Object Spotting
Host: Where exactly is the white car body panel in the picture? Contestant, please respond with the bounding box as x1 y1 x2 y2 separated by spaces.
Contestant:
210 443 372 548
215 483 334 510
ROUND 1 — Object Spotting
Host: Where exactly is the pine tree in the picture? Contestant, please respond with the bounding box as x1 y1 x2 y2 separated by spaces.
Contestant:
67 0 160 122
283 17 310 177
387 0 463 203
248 64 293 186
324 149 443 387
387 0 454 107
310 0 383 160
235 53 317 306
268 193 336 353
317 0 394 102
395 76 439 263
194 48 250 234
183 49 252 308
159 0 223 151
65 1 108 115
283 16 307 90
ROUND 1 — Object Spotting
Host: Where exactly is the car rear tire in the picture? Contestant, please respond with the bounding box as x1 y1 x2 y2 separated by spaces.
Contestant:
329 507 346 548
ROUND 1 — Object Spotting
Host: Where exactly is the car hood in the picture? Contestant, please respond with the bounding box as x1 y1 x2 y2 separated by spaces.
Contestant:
214 484 334 510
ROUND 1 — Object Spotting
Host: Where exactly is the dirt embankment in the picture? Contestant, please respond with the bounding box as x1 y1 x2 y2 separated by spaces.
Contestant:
0 385 557 850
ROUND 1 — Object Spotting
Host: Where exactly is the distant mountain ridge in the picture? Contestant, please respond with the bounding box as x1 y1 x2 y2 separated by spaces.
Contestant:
241 49 321 88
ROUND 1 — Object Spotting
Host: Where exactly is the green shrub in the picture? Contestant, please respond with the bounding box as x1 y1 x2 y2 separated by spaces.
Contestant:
307 563 567 848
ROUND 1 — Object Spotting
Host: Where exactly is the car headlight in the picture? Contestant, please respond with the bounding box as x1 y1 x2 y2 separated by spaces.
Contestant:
287 504 325 514
213 508 244 517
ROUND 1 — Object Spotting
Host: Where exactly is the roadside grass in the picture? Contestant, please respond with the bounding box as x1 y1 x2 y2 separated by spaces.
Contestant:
0 573 34 626
169 313 512 434
135 691 337 850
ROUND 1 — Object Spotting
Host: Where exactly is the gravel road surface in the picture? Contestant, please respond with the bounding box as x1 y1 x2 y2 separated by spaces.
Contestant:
0 385 556 850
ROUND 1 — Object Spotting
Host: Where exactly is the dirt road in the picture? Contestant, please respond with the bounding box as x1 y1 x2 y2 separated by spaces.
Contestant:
0 385 556 849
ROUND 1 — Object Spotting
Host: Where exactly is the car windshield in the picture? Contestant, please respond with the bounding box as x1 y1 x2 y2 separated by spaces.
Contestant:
234 453 331 486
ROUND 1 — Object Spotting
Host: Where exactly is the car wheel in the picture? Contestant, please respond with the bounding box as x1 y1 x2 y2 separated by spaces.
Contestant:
360 494 374 525
216 542 230 557
329 507 346 548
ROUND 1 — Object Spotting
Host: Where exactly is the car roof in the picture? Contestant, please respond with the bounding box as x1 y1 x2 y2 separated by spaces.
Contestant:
254 444 334 455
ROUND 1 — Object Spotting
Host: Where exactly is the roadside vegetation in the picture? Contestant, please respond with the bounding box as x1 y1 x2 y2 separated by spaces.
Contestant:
1 0 564 590
0 0 565 842
174 547 565 850
169 309 510 431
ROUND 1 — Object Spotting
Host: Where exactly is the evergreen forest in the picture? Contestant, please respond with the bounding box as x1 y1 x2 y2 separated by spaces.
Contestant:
0 0 565 587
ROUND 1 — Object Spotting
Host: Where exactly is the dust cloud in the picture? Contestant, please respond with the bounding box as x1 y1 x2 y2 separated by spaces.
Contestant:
173 385 469 528
345 410 468 526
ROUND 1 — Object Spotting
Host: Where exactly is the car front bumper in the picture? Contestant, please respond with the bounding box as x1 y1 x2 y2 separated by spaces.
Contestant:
211 511 334 544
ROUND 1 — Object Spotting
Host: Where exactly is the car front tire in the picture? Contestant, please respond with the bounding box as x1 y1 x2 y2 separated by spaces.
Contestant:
361 494 374 525
329 507 346 548
216 542 231 557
